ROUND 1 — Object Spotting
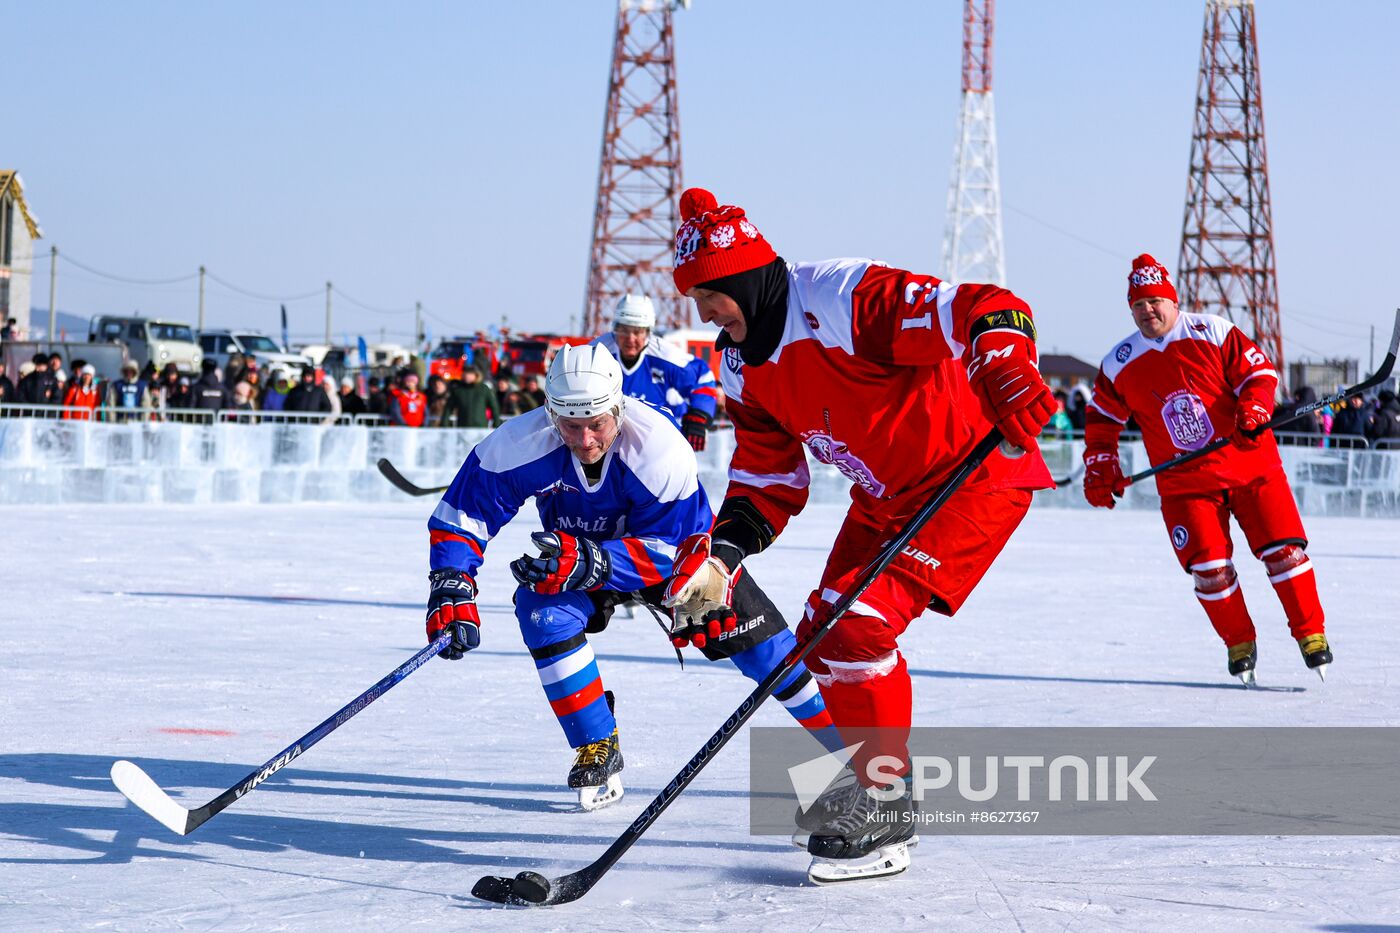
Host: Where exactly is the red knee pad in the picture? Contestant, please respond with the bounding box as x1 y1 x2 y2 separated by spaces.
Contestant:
798 601 903 679
1261 543 1309 579
1190 558 1239 598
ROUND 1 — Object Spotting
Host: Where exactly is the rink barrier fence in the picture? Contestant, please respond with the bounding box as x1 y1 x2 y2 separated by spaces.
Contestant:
0 414 1396 516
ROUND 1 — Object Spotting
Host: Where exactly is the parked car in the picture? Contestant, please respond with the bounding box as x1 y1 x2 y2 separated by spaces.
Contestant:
300 344 354 382
429 334 500 381
89 315 202 373
367 343 413 369
504 334 590 377
659 326 724 380
200 330 310 377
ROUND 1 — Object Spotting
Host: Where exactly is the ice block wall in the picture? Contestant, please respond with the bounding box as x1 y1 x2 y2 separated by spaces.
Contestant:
0 420 1395 516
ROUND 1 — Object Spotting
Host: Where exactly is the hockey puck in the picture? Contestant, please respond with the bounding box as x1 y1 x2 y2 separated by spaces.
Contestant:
511 870 552 904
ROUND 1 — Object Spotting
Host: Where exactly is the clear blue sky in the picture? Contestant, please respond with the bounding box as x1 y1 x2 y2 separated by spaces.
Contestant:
8 0 1397 368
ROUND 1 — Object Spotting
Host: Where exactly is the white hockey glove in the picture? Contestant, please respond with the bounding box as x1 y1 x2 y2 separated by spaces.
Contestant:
662 533 742 648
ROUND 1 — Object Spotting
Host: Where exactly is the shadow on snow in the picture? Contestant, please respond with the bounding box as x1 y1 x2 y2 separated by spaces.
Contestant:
0 753 789 873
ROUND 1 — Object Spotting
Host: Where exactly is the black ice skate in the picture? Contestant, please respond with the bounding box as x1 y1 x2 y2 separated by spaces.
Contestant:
792 766 920 851
806 783 917 884
1298 633 1332 682
568 729 624 811
1227 640 1258 688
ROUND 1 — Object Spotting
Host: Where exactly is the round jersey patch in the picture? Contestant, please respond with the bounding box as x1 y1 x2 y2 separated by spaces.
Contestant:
1115 343 1133 363
1171 525 1190 550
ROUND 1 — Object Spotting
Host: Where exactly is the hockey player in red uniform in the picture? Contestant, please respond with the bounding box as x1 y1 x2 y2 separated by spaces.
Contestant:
1083 254 1331 686
660 188 1056 883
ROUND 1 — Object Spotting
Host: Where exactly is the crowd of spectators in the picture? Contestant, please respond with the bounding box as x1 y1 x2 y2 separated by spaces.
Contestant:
10 345 1393 447
1030 381 1400 450
378 364 547 428
0 348 556 431
1277 386 1400 449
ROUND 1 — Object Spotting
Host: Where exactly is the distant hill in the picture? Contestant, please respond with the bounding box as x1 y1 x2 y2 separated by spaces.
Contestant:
25 310 90 341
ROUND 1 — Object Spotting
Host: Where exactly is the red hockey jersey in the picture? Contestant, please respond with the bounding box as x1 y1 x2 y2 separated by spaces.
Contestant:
720 258 1051 536
1087 312 1281 496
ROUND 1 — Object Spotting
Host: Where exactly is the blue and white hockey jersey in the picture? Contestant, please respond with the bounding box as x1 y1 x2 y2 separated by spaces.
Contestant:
592 333 719 428
428 401 711 591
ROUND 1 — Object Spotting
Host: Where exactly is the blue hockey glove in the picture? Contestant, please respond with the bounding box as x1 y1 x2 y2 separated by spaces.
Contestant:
426 569 481 659
510 531 612 594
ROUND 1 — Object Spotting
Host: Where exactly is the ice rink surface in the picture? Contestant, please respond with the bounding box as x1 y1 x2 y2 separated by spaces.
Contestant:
3 497 1398 931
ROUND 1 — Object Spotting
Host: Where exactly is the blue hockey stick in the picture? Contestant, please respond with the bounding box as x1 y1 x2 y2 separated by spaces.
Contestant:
111 632 451 835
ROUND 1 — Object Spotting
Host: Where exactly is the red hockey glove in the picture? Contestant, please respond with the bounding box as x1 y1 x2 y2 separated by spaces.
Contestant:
1232 399 1273 449
426 569 481 660
662 533 740 648
682 408 710 452
795 598 837 647
967 332 1056 451
1083 450 1127 509
510 531 612 594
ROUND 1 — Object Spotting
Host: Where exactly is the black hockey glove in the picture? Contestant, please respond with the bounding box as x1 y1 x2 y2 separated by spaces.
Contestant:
510 531 612 594
681 407 711 452
426 569 481 660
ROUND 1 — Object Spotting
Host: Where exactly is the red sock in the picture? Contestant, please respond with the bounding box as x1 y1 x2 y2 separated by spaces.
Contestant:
1262 545 1326 639
1191 560 1257 646
817 653 913 787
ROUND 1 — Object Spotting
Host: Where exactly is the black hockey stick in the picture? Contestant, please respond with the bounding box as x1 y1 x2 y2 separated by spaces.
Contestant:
111 632 451 835
378 457 451 497
471 429 1010 907
1122 308 1400 489
1053 463 1084 488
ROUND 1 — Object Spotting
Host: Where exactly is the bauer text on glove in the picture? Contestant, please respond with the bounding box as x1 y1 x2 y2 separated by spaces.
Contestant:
661 532 741 648
510 531 612 594
426 569 481 659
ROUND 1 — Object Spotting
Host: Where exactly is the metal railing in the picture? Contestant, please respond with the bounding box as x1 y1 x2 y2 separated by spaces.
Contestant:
1 404 1396 449
1 404 401 428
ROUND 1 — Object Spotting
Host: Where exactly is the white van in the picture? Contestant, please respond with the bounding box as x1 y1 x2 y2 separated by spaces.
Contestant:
199 330 310 377
89 316 203 374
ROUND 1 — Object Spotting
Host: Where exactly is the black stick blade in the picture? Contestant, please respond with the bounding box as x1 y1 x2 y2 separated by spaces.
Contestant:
471 871 575 906
471 875 522 904
376 458 450 497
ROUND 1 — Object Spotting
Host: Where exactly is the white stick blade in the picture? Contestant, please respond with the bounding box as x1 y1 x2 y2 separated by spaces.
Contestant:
111 759 193 835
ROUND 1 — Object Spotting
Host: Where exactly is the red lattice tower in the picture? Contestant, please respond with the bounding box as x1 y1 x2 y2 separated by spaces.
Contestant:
942 0 1006 285
1178 0 1284 374
583 1 687 335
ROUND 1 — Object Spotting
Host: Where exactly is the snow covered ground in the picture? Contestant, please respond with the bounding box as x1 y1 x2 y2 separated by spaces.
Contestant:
3 497 1398 931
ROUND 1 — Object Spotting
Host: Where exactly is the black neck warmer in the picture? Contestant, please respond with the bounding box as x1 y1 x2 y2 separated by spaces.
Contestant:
706 257 790 366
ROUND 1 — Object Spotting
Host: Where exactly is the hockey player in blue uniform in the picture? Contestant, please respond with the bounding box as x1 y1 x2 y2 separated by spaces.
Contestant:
425 344 837 810
592 294 719 451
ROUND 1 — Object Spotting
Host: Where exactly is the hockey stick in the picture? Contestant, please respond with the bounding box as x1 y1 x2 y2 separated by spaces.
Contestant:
1122 308 1400 489
472 429 1010 906
1053 463 1084 488
377 457 450 497
111 632 451 835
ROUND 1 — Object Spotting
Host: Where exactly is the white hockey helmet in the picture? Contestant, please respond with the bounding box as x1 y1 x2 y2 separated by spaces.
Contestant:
613 294 656 331
545 343 626 420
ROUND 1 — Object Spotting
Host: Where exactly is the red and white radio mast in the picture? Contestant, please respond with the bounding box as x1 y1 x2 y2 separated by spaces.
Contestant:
583 1 688 335
942 0 1006 285
1178 0 1284 374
